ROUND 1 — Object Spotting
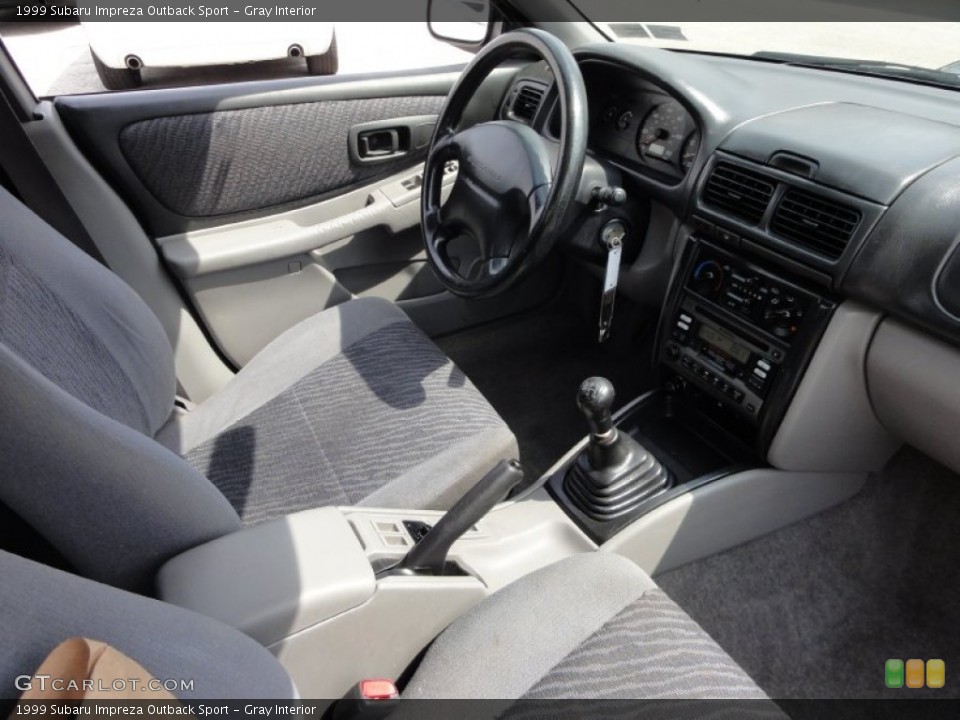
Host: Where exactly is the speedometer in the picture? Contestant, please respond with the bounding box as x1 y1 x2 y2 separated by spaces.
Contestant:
636 100 687 163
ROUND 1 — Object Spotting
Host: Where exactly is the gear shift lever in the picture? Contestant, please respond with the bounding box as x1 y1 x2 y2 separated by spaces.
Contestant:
565 378 670 521
578 377 627 470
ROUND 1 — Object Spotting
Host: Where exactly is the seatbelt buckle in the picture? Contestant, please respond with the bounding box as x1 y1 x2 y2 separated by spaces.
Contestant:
331 679 399 720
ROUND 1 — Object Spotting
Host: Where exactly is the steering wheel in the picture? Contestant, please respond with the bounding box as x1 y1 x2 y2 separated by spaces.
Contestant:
421 29 588 298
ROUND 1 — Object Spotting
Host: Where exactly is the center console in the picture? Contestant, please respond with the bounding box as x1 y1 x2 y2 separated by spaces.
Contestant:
157 495 592 702
660 235 836 447
548 218 839 544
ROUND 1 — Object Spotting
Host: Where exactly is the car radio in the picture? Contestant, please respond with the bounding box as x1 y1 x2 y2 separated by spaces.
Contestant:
661 241 823 423
664 301 781 417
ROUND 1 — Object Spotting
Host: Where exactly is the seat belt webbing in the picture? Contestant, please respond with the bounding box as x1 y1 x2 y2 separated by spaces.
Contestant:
0 92 106 265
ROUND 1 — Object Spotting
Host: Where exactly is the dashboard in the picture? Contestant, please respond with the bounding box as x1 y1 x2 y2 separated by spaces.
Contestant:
501 45 960 350
497 42 960 467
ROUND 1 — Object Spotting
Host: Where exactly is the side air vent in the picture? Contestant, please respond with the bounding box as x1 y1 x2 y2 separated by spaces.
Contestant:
701 163 776 225
510 83 546 124
771 189 862 260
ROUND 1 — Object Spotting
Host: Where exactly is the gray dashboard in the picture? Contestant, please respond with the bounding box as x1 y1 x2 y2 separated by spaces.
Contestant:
511 43 960 348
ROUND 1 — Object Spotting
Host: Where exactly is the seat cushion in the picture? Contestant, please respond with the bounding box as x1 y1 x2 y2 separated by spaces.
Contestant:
159 298 517 523
405 553 778 703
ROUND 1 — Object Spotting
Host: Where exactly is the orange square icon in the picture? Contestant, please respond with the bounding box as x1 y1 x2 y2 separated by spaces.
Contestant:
927 659 945 689
905 659 925 688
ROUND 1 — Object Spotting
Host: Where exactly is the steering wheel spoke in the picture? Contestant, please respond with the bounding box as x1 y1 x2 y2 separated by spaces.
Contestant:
420 28 588 298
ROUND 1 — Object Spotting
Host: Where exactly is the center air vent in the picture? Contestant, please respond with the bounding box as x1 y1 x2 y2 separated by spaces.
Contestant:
771 189 862 260
701 163 776 225
509 83 546 124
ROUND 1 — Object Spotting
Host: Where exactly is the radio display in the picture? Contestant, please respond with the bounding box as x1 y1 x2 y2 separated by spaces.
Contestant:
699 324 751 364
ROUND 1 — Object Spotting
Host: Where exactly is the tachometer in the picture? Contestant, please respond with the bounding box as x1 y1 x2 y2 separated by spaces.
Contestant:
636 100 687 163
681 131 701 173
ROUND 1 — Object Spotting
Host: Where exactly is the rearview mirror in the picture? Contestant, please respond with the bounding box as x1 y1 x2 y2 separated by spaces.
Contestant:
428 0 492 47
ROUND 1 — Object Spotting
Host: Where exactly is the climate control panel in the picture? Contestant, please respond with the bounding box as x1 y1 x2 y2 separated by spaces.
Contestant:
690 256 812 343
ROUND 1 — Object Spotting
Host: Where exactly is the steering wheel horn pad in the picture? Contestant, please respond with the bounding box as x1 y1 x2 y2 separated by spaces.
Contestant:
428 122 553 273
421 28 588 298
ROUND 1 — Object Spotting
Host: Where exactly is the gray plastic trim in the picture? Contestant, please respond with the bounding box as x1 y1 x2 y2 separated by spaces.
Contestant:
57 67 466 119
276 572 484 702
157 166 456 279
768 301 900 473
346 490 596 593
157 508 376 648
183 260 354 368
868 318 960 475
602 467 866 576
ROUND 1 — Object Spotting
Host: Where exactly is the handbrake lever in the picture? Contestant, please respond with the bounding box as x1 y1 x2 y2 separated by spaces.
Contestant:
383 459 524 577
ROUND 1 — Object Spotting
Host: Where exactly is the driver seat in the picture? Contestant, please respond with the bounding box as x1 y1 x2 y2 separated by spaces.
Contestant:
0 185 516 592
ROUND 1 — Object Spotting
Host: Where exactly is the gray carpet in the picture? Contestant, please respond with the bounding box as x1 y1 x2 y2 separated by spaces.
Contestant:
656 447 960 699
437 309 656 480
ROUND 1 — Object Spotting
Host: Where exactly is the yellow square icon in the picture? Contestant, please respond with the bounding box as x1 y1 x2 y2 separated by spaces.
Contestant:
906 659 925 688
927 659 945 689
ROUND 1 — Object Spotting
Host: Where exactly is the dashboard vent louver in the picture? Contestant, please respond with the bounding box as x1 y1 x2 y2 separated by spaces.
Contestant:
771 189 862 260
511 83 545 124
702 163 776 225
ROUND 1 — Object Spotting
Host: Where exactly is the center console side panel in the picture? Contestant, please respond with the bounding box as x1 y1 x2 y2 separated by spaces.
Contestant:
769 302 900 472
603 468 866 576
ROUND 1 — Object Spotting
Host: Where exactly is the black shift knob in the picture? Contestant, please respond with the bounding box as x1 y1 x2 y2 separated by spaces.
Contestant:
577 377 616 437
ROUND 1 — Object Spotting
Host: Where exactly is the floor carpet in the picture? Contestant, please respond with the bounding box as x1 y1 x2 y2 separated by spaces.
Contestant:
437 307 656 480
656 447 960 699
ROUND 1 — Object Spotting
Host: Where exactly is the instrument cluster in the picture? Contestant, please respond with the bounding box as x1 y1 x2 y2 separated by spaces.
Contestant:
593 92 700 183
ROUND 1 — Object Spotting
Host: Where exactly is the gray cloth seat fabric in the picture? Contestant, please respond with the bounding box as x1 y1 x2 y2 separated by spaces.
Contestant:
0 184 515 591
405 553 777 703
157 297 517 524
0 549 296 700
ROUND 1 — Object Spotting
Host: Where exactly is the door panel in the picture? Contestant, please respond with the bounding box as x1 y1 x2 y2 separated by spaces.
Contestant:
55 69 463 236
155 164 456 367
53 67 561 368
117 99 444 218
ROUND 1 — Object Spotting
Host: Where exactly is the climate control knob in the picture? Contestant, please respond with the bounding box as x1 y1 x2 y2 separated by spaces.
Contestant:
692 260 724 296
763 296 803 338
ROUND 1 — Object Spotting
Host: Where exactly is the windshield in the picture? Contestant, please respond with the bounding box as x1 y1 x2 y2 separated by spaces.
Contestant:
572 19 960 82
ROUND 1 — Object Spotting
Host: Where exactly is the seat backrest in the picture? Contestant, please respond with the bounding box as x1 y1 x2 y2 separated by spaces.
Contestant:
0 186 173 436
0 549 296 701
0 186 241 592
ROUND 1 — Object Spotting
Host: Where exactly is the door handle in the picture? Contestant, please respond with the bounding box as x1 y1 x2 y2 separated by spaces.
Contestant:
358 129 400 158
348 114 438 165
